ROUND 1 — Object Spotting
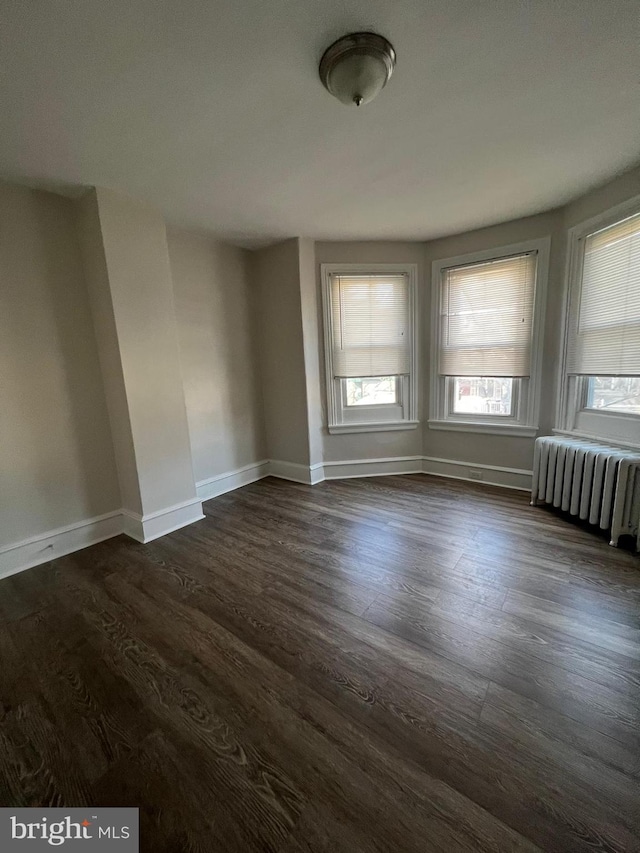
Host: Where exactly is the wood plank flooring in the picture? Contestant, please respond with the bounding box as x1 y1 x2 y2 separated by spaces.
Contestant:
1 474 639 851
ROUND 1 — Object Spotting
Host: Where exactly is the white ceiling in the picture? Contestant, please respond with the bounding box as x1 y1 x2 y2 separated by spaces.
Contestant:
1 0 639 247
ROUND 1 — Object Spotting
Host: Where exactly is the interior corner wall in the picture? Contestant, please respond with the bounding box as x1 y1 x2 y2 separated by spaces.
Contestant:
0 181 120 550
251 239 312 468
423 209 566 473
167 227 267 484
313 241 425 463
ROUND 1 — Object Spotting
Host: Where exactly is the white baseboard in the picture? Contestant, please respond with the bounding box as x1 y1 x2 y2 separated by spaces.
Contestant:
122 497 205 543
323 456 424 480
0 511 124 581
267 455 530 490
309 462 325 485
196 460 270 500
0 455 532 584
0 497 205 581
268 459 317 485
422 456 532 491
196 458 318 493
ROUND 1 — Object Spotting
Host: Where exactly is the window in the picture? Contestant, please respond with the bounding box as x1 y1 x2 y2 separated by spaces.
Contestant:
321 264 418 433
451 377 514 417
344 376 398 406
585 376 640 416
559 203 640 446
429 239 549 436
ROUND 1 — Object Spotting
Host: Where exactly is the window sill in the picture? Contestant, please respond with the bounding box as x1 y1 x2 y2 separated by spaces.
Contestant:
328 420 420 435
428 419 538 437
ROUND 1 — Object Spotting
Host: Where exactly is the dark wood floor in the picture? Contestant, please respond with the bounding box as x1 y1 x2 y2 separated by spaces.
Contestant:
1 475 639 852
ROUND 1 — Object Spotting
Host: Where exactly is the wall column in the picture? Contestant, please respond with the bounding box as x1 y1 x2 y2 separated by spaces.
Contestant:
76 187 202 542
252 238 325 483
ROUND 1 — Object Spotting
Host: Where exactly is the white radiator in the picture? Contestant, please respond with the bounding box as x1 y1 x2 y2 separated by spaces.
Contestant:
531 436 640 549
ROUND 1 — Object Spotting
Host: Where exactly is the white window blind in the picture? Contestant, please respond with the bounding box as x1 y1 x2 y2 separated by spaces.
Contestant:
439 253 537 377
330 274 410 378
567 211 640 376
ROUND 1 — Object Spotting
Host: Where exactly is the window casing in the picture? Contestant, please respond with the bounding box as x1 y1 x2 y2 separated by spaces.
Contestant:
429 238 549 436
321 264 418 434
558 199 640 447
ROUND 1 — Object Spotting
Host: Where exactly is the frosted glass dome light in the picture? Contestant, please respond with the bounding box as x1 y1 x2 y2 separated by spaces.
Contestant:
319 32 396 107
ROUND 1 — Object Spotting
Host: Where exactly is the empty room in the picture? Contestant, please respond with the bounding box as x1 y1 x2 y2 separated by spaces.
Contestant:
1 0 639 850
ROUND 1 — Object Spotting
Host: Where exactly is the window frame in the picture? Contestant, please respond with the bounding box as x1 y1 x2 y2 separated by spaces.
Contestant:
556 195 640 449
428 237 550 437
321 263 419 434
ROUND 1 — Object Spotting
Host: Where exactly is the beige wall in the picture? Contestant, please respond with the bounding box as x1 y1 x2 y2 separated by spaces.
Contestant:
0 183 120 547
314 241 425 462
251 239 311 466
168 228 266 482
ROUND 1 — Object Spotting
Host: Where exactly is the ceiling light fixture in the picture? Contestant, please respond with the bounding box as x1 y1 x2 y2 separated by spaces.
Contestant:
319 32 396 107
